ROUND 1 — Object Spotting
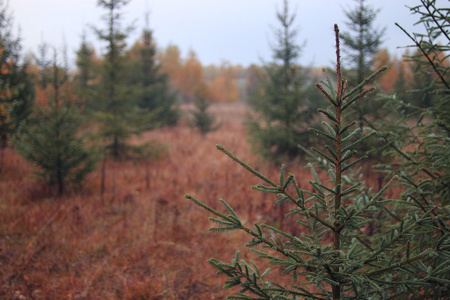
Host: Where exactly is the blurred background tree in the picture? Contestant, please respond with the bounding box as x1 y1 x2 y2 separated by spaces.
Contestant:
124 14 179 127
247 0 323 162
91 0 157 159
0 0 34 148
340 0 385 133
73 30 98 109
13 50 98 195
189 83 220 135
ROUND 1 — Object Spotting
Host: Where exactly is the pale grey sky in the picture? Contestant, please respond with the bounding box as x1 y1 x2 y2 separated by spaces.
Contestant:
8 0 432 68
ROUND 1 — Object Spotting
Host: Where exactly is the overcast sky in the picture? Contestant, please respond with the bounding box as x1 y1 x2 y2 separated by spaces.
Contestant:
8 0 433 68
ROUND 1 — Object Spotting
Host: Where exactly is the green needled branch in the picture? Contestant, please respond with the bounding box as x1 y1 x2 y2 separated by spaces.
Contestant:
185 4 450 296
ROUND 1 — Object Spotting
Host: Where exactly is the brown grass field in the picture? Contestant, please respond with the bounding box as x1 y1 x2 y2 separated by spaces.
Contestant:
0 103 393 299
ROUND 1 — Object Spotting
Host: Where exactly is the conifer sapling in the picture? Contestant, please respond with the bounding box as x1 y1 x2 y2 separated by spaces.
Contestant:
186 24 448 299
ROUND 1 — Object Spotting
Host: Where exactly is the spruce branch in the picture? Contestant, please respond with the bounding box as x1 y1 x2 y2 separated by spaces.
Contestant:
340 121 357 135
341 155 367 173
335 176 397 232
186 195 318 268
318 108 337 123
342 132 376 153
323 69 338 100
396 22 450 90
367 251 434 278
427 1 450 43
401 177 449 232
315 83 336 106
364 205 439 266
185 194 230 221
217 144 333 229
363 116 439 180
308 127 336 142
264 287 326 300
342 65 388 100
217 144 277 187
311 147 336 166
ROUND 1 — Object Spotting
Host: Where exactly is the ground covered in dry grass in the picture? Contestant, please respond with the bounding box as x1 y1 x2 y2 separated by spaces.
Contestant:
0 103 391 299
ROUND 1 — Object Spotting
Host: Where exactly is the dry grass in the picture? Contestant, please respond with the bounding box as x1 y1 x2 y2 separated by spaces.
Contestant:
0 103 397 299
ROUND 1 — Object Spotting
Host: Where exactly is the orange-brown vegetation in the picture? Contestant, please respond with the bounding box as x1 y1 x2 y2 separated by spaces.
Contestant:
373 49 399 93
371 48 450 95
0 103 397 299
158 46 242 104
0 44 13 127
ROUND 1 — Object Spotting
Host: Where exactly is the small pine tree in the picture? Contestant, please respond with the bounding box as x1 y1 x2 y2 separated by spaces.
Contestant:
14 50 98 195
190 95 220 135
247 0 323 162
124 14 180 127
185 24 449 299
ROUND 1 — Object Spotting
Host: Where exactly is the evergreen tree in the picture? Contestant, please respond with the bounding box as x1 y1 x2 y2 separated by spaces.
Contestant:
186 24 449 299
247 0 323 161
340 0 385 132
190 86 220 135
74 30 97 108
75 32 95 89
36 41 51 89
124 14 180 127
0 0 34 148
91 0 152 158
13 50 98 196
373 2 450 296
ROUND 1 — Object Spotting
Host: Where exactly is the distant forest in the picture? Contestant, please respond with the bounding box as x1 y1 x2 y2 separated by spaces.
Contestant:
13 6 417 106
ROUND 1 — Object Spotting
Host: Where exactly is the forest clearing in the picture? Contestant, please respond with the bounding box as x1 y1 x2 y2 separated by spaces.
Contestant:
0 103 327 299
1 0 449 299
0 102 397 299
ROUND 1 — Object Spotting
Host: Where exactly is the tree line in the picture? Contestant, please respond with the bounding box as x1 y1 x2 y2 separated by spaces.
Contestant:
0 0 245 194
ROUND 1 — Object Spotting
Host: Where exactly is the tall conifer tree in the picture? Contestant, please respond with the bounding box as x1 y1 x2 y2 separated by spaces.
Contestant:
74 30 97 108
340 0 385 133
248 0 323 161
36 41 51 89
92 0 151 158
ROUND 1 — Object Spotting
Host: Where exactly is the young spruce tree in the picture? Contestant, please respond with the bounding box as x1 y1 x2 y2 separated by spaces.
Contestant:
124 14 180 127
248 0 323 162
14 50 98 196
186 25 449 299
92 0 154 158
190 93 220 135
74 30 97 108
340 0 385 136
